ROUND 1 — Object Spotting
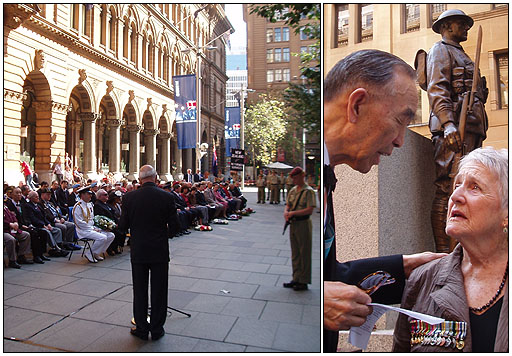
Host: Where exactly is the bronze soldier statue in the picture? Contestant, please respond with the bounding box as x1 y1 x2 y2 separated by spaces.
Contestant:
426 10 488 252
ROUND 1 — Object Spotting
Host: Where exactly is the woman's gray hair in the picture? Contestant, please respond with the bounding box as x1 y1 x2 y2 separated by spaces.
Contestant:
458 147 508 209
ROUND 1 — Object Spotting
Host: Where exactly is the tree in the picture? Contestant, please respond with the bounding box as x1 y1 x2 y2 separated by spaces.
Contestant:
250 4 320 136
244 95 287 170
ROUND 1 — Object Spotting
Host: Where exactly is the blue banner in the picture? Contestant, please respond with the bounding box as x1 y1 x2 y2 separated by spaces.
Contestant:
173 74 197 149
225 107 241 157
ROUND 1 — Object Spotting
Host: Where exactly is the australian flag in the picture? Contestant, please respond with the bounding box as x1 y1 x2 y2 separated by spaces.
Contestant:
173 74 197 149
225 107 241 157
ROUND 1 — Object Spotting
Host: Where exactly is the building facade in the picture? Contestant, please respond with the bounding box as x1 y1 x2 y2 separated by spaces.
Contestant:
4 4 232 185
226 69 248 107
243 4 318 103
324 4 508 149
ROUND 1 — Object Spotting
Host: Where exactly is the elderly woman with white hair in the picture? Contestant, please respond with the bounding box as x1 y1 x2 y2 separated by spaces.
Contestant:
393 147 508 352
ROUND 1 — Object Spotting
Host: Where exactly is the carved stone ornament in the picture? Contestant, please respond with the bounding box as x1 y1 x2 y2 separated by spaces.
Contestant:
106 118 124 127
51 102 71 114
158 133 172 140
4 89 27 104
106 81 114 95
144 129 159 136
78 112 101 122
78 69 87 85
4 4 39 30
127 124 142 132
147 98 152 110
34 49 45 71
128 90 135 102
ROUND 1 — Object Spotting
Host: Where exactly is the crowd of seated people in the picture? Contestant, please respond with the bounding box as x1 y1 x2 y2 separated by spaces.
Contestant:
4 174 254 267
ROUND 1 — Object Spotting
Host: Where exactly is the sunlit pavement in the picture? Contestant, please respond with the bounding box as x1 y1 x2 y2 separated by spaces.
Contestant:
4 190 320 352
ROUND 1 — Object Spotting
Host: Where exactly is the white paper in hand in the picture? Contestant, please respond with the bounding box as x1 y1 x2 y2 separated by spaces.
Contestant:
348 303 445 350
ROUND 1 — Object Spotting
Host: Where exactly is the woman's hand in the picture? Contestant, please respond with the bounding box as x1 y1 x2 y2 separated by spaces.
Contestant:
403 252 448 278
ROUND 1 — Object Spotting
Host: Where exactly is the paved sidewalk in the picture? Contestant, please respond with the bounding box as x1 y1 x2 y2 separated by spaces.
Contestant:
4 190 321 352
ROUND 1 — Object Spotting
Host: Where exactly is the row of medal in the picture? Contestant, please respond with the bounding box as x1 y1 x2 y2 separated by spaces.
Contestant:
410 320 467 350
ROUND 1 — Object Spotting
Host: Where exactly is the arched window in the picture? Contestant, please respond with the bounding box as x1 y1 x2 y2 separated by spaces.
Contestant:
158 46 163 79
148 37 154 75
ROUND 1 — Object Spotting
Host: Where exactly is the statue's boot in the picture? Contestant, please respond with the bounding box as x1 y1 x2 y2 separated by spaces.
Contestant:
431 193 457 253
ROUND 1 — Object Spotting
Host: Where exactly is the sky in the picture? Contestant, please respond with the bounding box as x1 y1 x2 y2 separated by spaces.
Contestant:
225 4 247 55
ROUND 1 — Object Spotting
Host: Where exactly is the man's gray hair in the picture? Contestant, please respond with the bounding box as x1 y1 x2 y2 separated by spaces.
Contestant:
458 147 508 209
324 49 416 102
97 189 108 196
139 166 157 179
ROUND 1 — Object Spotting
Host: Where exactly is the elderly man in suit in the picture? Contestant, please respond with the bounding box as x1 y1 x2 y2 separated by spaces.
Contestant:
120 165 177 341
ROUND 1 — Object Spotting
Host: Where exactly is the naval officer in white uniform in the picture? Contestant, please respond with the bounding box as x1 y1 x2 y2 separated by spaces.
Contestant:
72 186 115 263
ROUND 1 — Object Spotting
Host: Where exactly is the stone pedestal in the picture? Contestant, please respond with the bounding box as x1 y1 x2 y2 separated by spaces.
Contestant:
333 129 436 331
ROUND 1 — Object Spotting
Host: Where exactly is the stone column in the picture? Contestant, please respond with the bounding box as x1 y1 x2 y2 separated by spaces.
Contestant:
172 137 183 180
143 128 159 168
74 120 81 169
106 118 122 173
127 124 142 180
158 133 173 181
96 121 105 172
79 112 101 178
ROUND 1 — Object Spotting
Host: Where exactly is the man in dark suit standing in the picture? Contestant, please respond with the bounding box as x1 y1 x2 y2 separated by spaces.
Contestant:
119 165 177 341
185 169 193 183
55 180 70 217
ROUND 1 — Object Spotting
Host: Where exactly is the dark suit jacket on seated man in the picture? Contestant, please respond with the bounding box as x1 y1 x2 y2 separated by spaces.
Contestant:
119 165 177 341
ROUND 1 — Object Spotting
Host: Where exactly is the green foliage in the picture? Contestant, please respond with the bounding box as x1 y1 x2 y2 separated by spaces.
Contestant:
244 95 287 166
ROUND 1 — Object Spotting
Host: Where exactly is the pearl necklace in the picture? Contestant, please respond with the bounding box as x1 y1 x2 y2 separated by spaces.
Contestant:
469 261 508 313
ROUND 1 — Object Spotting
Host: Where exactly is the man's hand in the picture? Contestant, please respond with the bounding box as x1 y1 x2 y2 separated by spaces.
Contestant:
403 251 447 278
324 281 372 331
283 211 292 221
9 222 19 230
443 122 462 152
45 224 52 231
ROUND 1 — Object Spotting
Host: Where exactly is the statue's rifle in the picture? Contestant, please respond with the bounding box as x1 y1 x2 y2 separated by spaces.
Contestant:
449 25 482 189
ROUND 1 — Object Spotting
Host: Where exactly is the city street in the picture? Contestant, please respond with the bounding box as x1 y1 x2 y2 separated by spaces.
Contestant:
4 189 321 352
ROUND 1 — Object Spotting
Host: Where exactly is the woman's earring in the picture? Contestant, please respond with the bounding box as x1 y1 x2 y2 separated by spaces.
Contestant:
504 226 508 234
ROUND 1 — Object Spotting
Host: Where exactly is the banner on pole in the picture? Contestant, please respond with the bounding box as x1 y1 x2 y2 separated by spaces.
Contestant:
173 74 197 149
225 107 241 157
230 148 245 171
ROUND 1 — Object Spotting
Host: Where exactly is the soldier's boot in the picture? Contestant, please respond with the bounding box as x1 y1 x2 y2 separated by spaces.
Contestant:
431 193 457 253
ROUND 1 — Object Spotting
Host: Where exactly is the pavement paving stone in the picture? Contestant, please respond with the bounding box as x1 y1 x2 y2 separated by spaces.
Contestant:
5 289 97 316
55 278 126 298
215 259 245 271
29 317 116 351
83 325 147 352
137 333 199 352
272 322 321 352
245 272 280 287
4 270 78 290
168 289 202 309
3 190 321 352
219 282 259 299
192 338 247 352
217 269 251 283
225 317 279 348
260 301 304 323
240 262 271 273
220 297 266 318
3 284 33 300
302 305 321 326
3 339 60 352
177 312 237 341
168 275 199 291
70 298 129 322
183 293 232 313
4 307 63 340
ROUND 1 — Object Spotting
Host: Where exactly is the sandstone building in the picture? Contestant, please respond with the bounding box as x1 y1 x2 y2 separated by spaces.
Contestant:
4 4 233 184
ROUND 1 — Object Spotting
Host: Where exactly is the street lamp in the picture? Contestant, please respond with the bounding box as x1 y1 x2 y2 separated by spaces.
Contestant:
230 86 254 189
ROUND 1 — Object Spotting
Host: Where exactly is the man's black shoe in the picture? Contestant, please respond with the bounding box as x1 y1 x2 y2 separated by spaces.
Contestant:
182 230 191 235
33 256 44 264
283 280 297 288
151 329 165 341
107 249 116 256
51 249 69 257
8 261 21 269
41 255 51 261
130 327 148 340
293 283 308 291
17 256 34 264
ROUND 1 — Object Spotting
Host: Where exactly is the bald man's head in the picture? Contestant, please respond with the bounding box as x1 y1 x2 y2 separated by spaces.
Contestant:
139 165 157 184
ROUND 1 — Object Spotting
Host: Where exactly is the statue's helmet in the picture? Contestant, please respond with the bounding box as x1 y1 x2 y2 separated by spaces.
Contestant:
432 9 474 34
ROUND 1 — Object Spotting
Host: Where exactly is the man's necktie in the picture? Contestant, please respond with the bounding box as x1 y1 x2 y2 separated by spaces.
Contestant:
324 165 337 260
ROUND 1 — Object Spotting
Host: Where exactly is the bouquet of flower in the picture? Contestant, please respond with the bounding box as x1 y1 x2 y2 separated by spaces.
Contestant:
94 215 117 231
194 225 213 231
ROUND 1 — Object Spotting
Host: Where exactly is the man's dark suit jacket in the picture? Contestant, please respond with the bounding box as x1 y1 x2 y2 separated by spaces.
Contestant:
119 182 177 264
324 165 405 352
24 201 51 228
55 187 69 213
5 199 26 226
68 191 79 208
94 200 117 222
